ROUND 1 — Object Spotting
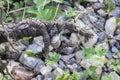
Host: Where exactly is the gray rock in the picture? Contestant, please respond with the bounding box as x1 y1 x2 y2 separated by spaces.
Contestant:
33 36 44 48
111 46 119 53
72 63 79 69
109 7 120 18
36 75 43 80
97 32 106 42
59 60 66 69
6 60 19 74
62 47 74 54
20 40 29 46
97 42 109 50
0 43 8 53
105 51 113 59
61 54 75 62
92 3 103 10
26 44 43 54
51 35 61 49
109 39 117 47
110 72 120 80
75 50 85 63
40 66 52 75
88 15 98 23
80 59 91 69
33 59 45 74
70 33 80 46
105 17 116 36
97 9 107 17
80 26 98 48
44 72 56 80
69 58 76 64
53 67 63 77
19 54 39 69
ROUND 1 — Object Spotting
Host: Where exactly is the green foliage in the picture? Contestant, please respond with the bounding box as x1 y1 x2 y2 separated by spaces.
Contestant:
26 0 63 20
22 36 31 41
65 7 78 18
116 18 120 25
110 59 120 72
56 70 80 80
0 73 13 80
45 52 61 65
25 51 42 58
83 46 107 59
83 66 98 80
102 74 114 80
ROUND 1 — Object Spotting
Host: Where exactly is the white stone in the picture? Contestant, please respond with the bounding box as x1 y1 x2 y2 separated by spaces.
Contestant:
105 17 116 36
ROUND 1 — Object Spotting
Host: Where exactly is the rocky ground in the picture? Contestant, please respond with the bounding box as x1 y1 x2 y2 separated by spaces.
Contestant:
0 0 120 80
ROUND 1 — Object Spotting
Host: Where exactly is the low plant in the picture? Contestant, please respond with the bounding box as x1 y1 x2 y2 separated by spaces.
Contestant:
110 59 120 72
102 74 114 80
56 70 80 80
45 52 61 65
83 66 98 80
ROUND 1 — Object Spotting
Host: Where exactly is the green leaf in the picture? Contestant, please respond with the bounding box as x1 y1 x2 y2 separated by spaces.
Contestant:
22 36 31 41
83 70 89 78
89 66 97 72
116 18 120 25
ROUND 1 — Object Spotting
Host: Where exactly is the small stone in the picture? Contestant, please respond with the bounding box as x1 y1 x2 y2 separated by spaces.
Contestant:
109 7 120 18
117 53 120 58
44 72 56 80
109 39 117 47
51 35 61 49
61 54 74 62
105 51 113 59
92 3 103 10
33 36 44 48
88 15 98 23
62 47 74 54
40 66 52 75
19 54 39 69
69 58 76 64
97 32 106 42
97 42 109 50
26 44 43 54
53 67 63 77
110 72 120 80
36 75 43 80
20 40 29 46
33 59 45 74
72 63 79 69
12 66 34 80
75 50 85 63
80 59 91 69
0 43 8 53
111 46 119 53
70 33 80 46
97 9 107 17
95 66 102 75
59 60 66 69
105 17 116 36
6 60 19 74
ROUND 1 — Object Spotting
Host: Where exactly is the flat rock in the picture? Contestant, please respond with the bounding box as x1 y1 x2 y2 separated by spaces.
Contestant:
109 7 120 18
12 66 33 80
61 54 75 62
53 67 63 77
105 17 116 36
33 36 44 48
75 50 85 63
26 44 43 54
40 66 52 75
19 54 40 69
70 33 80 46
44 72 56 80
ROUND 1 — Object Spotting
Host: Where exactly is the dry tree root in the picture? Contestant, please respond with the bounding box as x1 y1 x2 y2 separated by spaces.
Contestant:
0 18 93 58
